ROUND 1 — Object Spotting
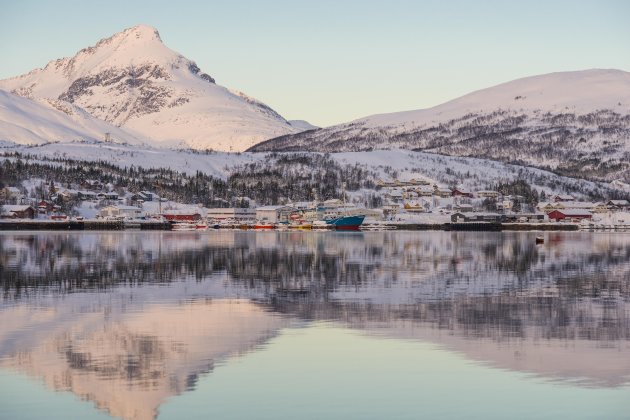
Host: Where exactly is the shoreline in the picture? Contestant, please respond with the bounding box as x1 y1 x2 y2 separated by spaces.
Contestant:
0 220 624 232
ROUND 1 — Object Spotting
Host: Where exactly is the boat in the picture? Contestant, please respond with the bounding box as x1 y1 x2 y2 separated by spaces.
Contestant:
254 221 274 230
171 222 197 231
288 222 312 230
324 215 365 230
195 223 208 230
535 236 544 244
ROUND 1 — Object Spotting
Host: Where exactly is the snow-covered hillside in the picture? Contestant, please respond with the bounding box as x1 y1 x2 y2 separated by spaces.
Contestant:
0 89 142 145
250 69 630 182
1 141 622 199
0 25 301 151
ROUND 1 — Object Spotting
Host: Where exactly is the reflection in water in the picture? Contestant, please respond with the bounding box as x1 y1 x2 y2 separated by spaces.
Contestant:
0 231 629 419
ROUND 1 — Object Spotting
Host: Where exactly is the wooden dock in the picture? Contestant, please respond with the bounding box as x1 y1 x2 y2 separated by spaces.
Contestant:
0 220 171 231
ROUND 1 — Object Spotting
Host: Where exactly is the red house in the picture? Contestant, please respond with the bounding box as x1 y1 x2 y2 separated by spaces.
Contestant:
162 211 202 222
548 209 592 221
38 200 55 214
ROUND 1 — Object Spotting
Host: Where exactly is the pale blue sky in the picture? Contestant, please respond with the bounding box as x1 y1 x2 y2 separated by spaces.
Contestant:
1 0 629 126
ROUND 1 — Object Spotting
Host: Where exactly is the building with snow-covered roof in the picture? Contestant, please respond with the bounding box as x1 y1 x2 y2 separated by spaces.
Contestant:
607 200 630 210
0 187 23 203
100 205 144 219
548 209 592 221
1 205 35 219
553 194 575 202
255 205 295 223
451 212 504 223
451 188 473 198
475 190 500 198
207 208 256 221
434 187 452 198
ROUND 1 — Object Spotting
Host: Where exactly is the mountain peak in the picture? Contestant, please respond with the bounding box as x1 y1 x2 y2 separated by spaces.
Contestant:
0 25 302 151
115 24 162 44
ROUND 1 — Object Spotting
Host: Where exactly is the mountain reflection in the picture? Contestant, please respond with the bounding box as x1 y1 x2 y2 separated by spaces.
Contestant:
1 231 629 418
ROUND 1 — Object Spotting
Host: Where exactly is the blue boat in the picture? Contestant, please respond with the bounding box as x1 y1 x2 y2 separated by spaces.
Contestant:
324 215 365 230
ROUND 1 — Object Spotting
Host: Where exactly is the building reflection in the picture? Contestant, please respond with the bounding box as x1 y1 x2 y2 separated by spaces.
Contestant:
0 231 629 418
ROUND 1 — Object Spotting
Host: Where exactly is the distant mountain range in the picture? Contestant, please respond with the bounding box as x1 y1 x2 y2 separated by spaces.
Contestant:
0 25 628 183
250 69 630 181
0 25 314 151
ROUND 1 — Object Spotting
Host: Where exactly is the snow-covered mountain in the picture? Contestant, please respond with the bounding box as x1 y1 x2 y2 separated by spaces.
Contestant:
0 25 301 151
0 89 142 145
250 69 630 181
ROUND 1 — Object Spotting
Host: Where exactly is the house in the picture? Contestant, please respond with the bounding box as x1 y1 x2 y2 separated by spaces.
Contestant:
0 187 23 203
547 209 593 221
451 188 473 198
37 200 55 214
80 180 103 191
255 205 296 223
417 186 434 197
384 190 404 203
453 203 473 213
206 208 256 221
407 178 430 186
476 190 500 199
404 201 426 213
78 191 98 201
451 212 505 223
503 213 547 222
162 210 202 222
1 205 36 219
96 192 120 201
140 191 157 202
434 186 452 198
100 205 145 219
553 194 575 202
607 200 630 210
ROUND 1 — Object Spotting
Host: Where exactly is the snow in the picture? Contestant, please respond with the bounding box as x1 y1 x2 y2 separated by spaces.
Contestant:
288 120 319 131
0 25 304 152
356 69 630 128
2 142 624 201
0 90 143 145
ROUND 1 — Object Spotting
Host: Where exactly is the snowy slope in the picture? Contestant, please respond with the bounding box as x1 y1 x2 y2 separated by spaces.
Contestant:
2 141 622 198
250 69 630 182
0 89 142 145
0 25 299 151
360 69 630 128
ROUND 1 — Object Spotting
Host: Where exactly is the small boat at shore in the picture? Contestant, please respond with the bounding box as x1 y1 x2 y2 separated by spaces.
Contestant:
535 236 544 244
171 222 197 231
254 222 274 230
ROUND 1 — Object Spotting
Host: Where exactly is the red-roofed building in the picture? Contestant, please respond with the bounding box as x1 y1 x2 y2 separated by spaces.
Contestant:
162 211 202 222
548 209 592 221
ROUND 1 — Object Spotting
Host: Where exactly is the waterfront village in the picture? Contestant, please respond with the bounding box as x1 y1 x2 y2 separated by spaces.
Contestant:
1 177 630 230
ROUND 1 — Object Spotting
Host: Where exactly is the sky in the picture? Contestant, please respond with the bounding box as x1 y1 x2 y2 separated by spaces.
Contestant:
1 0 629 127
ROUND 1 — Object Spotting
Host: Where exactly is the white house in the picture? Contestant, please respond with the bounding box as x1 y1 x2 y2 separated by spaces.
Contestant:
255 205 295 223
207 208 256 221
100 205 144 219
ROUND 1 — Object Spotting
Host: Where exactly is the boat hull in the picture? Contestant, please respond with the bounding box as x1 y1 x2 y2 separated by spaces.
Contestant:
325 215 365 230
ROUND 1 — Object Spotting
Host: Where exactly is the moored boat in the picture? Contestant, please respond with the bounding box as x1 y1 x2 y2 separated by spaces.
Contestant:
254 222 274 230
325 215 365 230
171 222 197 231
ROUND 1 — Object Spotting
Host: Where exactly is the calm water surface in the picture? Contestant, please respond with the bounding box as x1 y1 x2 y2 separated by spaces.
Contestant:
0 231 628 419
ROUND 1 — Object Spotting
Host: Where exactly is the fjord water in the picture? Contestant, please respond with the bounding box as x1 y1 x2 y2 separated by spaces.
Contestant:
0 231 628 419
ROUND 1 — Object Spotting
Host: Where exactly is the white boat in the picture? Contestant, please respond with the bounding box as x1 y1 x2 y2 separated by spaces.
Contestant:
171 222 197 231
